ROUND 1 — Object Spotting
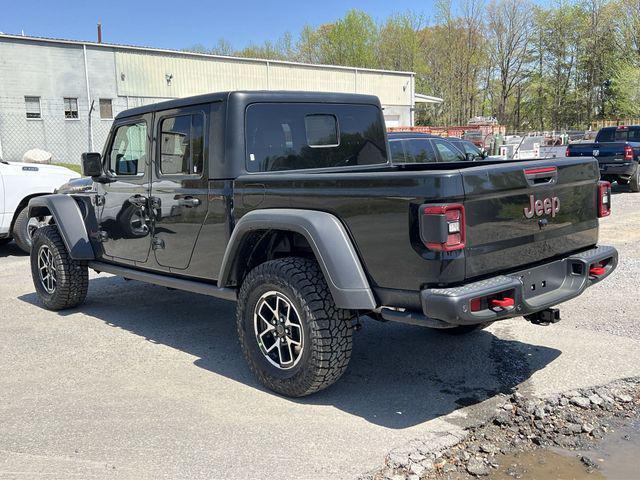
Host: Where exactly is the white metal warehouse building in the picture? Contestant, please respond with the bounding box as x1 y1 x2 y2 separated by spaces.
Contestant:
0 34 433 164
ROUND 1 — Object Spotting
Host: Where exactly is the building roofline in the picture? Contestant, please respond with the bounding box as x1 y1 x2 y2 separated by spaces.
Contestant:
0 33 415 76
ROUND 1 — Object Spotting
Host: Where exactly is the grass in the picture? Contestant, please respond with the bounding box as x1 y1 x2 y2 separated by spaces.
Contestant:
52 162 83 175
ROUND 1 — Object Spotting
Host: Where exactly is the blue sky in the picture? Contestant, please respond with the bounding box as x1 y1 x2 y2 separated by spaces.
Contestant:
0 0 437 50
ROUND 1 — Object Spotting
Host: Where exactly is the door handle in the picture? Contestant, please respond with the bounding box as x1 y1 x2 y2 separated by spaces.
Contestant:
128 195 147 207
177 196 201 208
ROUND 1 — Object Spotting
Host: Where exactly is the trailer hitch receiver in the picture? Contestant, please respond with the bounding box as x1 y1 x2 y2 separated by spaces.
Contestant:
525 308 561 325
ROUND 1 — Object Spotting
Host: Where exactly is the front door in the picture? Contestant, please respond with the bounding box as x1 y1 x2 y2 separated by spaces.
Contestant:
150 105 209 270
97 116 152 264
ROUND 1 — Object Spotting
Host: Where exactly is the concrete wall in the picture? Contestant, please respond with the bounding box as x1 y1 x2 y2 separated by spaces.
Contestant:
0 36 414 163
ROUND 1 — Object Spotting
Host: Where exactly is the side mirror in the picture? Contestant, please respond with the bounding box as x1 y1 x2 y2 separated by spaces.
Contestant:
81 152 103 177
465 152 476 162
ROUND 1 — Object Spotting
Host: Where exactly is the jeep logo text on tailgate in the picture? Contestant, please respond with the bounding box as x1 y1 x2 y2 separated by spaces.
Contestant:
524 195 560 218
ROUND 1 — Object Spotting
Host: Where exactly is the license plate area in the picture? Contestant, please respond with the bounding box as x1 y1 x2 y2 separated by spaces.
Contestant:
511 260 567 300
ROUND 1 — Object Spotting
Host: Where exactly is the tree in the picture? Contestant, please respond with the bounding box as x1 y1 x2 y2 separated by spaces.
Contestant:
318 10 379 68
486 0 533 127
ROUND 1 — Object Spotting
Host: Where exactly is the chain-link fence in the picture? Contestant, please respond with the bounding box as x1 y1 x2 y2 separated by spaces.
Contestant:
0 95 166 164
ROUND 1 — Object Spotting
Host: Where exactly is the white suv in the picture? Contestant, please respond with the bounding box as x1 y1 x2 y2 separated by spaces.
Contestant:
0 160 80 252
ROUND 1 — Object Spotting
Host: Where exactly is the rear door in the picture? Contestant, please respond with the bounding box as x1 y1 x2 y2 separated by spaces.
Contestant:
150 104 209 270
461 158 599 279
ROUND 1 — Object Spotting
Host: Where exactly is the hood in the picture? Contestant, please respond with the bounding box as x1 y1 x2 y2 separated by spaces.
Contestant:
6 162 81 179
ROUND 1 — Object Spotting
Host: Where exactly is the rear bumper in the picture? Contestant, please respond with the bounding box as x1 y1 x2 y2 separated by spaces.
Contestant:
419 245 618 326
599 162 637 176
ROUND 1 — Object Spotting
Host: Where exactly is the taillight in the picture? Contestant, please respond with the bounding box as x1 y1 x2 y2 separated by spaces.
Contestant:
420 204 466 251
597 180 611 217
624 145 634 161
565 146 570 157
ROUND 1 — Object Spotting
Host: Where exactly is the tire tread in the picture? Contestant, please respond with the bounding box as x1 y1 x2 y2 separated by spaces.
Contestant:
236 257 353 397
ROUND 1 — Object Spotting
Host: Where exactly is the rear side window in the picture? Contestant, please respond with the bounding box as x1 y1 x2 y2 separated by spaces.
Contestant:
404 139 437 163
432 139 465 162
389 141 406 163
245 103 387 172
159 114 204 175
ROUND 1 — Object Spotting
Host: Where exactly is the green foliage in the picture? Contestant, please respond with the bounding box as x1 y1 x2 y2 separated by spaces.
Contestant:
184 0 640 130
53 163 82 175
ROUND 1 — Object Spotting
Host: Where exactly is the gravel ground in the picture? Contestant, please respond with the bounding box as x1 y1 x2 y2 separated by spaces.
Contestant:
0 185 638 479
561 183 640 341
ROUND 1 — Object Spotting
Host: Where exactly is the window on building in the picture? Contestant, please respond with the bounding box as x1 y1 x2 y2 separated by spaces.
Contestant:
108 122 148 176
99 99 113 119
245 103 387 172
64 97 79 119
159 114 204 175
25 96 41 119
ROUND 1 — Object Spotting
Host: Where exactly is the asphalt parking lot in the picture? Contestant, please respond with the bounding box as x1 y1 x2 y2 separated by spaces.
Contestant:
1 184 639 480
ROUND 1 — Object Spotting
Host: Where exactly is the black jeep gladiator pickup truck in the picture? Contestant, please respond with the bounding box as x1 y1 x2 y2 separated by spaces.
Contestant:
566 125 640 191
28 91 618 397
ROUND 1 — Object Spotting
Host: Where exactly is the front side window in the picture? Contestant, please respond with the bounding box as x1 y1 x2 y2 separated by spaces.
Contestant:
159 114 204 175
245 103 387 172
108 122 147 176
64 97 79 119
432 139 465 162
25 96 41 119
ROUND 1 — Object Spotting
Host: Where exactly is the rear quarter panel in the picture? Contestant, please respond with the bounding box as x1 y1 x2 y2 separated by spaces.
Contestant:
233 170 466 291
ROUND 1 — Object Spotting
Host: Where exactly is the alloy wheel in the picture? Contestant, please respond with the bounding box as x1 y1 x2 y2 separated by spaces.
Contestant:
37 245 57 294
253 291 304 370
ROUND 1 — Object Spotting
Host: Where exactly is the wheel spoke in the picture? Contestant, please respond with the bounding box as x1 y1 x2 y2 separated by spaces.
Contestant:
265 338 280 353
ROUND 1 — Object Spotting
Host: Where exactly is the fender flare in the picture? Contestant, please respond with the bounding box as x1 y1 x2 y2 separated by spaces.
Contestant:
218 209 376 310
28 194 95 260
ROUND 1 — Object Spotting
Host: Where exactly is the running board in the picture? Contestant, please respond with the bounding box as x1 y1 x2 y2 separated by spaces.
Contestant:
88 261 237 302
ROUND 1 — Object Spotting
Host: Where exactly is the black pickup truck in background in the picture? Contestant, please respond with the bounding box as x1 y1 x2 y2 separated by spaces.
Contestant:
26 91 618 397
566 125 640 191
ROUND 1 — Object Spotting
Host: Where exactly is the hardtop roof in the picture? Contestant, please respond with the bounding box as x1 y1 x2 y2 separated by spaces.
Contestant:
115 90 382 120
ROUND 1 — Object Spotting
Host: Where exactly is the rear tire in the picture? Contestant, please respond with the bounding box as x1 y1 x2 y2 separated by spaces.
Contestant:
30 225 88 311
630 166 640 192
440 322 493 335
237 257 353 397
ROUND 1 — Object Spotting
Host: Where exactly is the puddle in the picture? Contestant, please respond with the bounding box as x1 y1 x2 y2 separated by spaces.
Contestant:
490 419 640 479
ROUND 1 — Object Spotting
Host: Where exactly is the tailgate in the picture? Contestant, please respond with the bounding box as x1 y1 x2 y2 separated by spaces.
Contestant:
462 157 599 279
569 142 627 162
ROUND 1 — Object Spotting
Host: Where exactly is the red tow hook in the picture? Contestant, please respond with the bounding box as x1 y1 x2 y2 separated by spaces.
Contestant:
589 265 606 276
491 297 515 308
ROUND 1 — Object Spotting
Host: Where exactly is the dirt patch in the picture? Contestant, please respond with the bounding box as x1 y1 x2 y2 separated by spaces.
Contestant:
363 378 639 479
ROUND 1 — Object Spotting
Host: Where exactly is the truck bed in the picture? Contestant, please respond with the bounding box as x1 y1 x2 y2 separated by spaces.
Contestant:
233 157 600 297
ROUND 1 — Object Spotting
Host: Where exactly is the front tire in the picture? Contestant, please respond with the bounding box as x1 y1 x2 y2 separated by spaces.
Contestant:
237 257 353 397
30 225 88 311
